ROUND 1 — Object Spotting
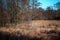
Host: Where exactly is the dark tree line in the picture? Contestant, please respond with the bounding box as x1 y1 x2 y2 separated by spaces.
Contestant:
0 0 60 26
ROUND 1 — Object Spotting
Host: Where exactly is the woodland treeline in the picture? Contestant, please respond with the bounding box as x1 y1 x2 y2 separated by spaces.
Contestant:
0 0 60 26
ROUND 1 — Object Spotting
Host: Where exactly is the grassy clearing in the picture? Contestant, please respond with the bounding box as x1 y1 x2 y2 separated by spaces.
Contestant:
0 20 60 37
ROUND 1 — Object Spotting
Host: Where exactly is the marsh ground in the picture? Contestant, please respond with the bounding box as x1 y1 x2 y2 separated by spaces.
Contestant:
0 20 60 40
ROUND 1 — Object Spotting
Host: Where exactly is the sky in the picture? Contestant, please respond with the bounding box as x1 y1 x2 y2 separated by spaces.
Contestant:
38 0 60 9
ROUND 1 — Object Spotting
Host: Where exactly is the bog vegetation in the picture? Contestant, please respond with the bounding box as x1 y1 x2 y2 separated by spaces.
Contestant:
0 0 60 40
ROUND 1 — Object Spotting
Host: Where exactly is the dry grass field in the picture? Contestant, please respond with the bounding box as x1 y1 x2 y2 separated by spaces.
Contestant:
0 20 60 40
